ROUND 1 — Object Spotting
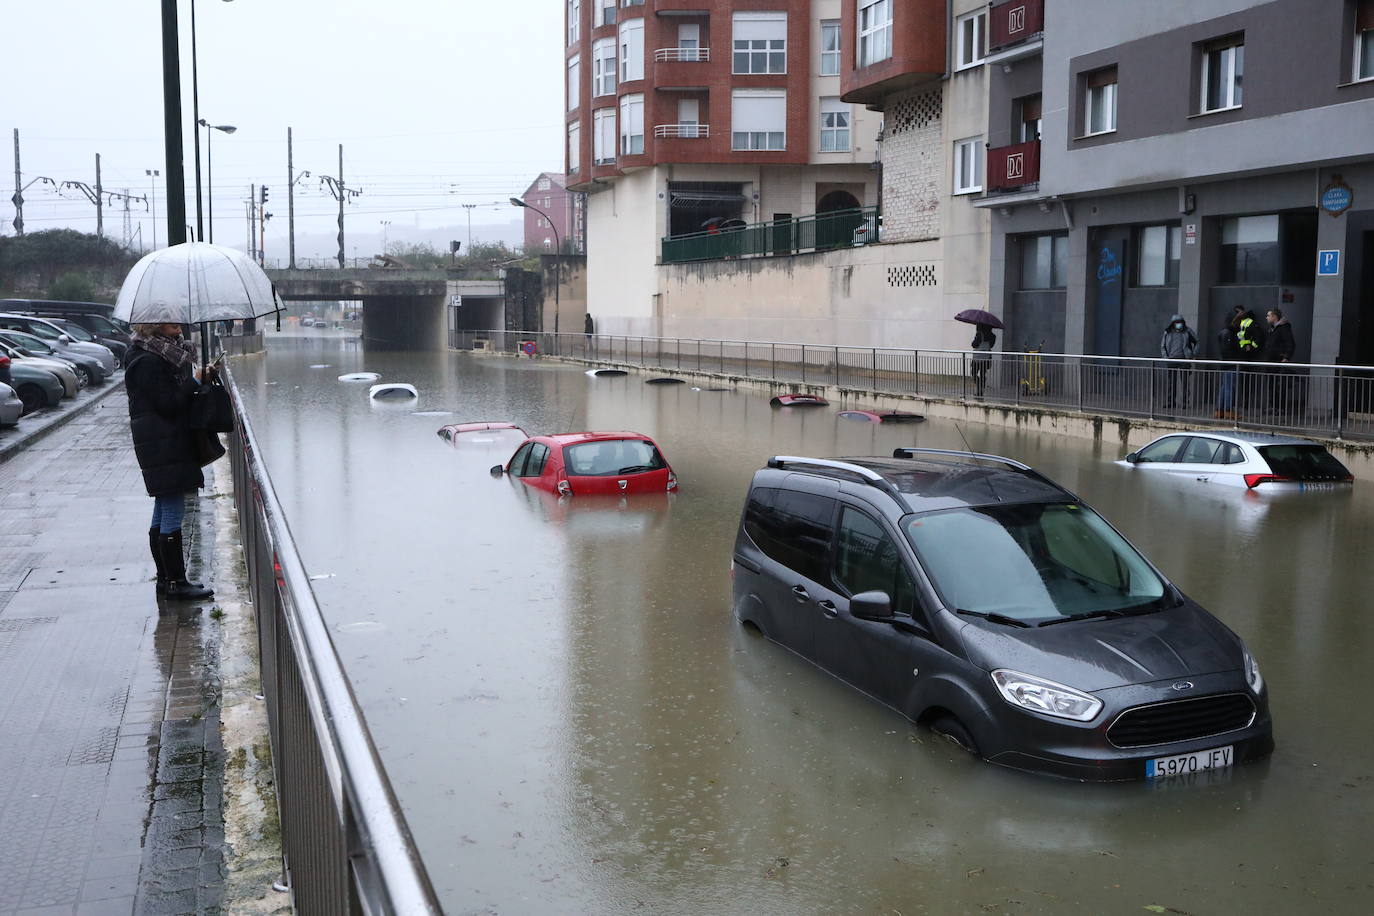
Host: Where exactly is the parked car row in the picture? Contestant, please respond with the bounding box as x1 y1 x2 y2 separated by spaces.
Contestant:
0 302 126 425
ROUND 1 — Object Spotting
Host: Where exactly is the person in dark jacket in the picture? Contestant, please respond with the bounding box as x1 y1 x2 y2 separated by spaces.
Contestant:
1158 314 1198 410
1264 308 1298 415
125 323 215 600
1214 306 1245 418
970 324 996 397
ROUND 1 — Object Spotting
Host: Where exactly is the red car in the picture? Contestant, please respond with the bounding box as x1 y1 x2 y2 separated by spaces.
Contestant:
495 431 677 496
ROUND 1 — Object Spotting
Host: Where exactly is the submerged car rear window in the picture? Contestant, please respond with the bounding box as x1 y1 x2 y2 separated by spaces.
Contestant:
564 440 665 476
1256 445 1350 480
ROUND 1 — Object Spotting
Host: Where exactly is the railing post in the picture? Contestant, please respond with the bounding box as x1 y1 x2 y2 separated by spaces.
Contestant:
913 350 919 396
1336 367 1345 439
834 347 840 387
801 345 807 384
872 348 878 390
696 338 701 372
962 353 968 402
719 339 724 375
1148 360 1156 420
1077 359 1085 413
771 343 776 380
744 344 749 378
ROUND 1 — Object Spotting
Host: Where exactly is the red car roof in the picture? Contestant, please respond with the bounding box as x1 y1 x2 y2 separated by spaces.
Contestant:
537 431 658 446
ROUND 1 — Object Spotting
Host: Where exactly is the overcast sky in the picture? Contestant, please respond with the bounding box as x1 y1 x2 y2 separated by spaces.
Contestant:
4 0 564 261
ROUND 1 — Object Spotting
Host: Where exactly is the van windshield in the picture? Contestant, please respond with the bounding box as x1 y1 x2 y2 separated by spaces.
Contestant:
904 503 1168 625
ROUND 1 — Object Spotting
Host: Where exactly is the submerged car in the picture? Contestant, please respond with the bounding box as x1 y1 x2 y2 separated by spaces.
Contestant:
731 448 1273 781
493 431 677 496
1121 431 1353 491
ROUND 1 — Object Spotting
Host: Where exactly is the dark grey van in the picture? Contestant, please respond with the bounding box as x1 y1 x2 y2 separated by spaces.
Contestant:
731 449 1273 781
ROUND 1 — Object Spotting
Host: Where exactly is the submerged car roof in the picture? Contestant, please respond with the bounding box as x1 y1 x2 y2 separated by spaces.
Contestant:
1170 429 1323 447
767 455 1076 514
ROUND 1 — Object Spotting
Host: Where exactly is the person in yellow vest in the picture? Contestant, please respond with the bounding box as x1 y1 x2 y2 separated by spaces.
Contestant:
1234 310 1266 417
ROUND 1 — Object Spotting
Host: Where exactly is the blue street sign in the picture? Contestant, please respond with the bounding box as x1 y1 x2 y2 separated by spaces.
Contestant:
1317 249 1340 277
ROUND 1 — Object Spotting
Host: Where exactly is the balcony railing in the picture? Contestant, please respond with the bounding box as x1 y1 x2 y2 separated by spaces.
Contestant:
988 0 1044 52
661 207 879 264
654 124 710 138
654 47 710 62
987 139 1041 192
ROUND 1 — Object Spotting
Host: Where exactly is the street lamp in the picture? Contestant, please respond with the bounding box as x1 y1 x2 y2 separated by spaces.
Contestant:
380 219 392 254
196 120 236 243
509 197 560 343
190 0 235 242
145 169 160 250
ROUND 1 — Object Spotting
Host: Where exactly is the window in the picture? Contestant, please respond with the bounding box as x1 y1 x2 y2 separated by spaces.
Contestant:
819 98 850 152
956 9 986 69
1134 224 1182 287
953 136 983 194
538 179 551 192
835 508 918 616
1357 0 1374 81
677 98 701 137
732 89 786 150
678 23 701 60
1200 36 1243 112
734 12 787 74
592 38 616 96
820 20 841 75
857 0 892 68
743 488 836 584
1017 94 1042 142
511 442 549 477
619 18 644 82
564 439 664 476
619 93 644 155
1218 214 1278 284
1180 437 1223 464
1019 233 1069 289
599 0 615 27
1083 67 1117 135
568 0 580 44
567 122 581 173
567 55 581 111
1135 437 1184 463
593 107 617 164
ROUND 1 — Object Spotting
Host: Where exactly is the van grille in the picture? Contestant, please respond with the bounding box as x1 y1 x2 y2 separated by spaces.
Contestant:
1106 693 1256 748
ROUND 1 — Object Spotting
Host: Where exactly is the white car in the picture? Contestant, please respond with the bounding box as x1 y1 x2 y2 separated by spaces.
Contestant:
0 381 22 426
1119 430 1353 491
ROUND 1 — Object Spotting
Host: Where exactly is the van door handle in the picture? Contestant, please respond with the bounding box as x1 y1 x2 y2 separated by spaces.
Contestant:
791 586 810 602
818 600 838 618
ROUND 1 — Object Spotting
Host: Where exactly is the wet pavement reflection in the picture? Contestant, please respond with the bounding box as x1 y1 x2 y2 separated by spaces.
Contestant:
237 335 1374 914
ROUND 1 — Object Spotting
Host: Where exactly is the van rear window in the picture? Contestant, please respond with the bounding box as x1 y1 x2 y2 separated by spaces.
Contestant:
1256 445 1350 480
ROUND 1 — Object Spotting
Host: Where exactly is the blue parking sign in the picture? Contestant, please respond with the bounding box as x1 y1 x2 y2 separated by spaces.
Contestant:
1317 250 1340 277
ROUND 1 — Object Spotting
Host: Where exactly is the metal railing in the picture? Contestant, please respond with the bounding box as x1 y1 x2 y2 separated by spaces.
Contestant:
653 124 711 138
660 207 880 264
449 330 1374 441
653 47 710 61
223 364 442 915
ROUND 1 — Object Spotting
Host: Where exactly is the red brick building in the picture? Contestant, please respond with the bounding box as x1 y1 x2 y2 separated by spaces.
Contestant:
519 173 584 254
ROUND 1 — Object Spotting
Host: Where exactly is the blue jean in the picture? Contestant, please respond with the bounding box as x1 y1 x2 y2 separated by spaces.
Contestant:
150 494 186 534
1217 370 1237 411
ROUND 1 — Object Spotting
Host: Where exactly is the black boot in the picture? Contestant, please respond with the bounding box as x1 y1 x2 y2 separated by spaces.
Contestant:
159 530 214 600
149 527 170 596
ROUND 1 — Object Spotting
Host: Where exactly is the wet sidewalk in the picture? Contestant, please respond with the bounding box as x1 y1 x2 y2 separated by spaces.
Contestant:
0 391 283 915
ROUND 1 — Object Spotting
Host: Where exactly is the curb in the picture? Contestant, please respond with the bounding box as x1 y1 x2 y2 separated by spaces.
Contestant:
0 375 125 465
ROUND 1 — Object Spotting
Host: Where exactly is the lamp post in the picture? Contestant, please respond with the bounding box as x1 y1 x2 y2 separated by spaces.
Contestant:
190 0 236 241
145 169 160 250
380 219 392 254
510 197 559 344
196 120 235 243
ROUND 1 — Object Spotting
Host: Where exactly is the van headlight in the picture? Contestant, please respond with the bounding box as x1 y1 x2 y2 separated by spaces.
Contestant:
991 670 1103 722
1242 648 1264 694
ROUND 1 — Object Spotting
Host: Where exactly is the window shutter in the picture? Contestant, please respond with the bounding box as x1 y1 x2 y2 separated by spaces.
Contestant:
1086 66 1116 89
1358 0 1374 31
733 11 786 42
1020 94 1042 121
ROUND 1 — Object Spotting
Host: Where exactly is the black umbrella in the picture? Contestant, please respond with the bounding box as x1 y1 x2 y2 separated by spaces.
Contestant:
954 308 1005 329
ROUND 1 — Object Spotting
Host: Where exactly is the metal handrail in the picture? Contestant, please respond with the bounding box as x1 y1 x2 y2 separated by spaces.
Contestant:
223 363 441 914
653 124 710 138
653 47 710 62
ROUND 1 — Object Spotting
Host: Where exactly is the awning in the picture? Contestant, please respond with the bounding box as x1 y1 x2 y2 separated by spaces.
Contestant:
669 191 747 207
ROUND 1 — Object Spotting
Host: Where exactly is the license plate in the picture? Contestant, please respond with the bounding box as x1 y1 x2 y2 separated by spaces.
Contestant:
1300 482 1336 491
1145 745 1233 779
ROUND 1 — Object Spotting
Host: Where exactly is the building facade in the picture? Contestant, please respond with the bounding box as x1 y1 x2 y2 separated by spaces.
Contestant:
977 0 1374 365
519 173 584 255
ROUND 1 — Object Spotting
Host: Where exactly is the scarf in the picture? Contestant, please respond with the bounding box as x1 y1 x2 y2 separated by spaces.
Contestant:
134 333 196 370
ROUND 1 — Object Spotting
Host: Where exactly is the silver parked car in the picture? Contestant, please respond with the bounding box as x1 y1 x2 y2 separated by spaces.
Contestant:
0 312 117 376
1119 431 1353 491
0 381 23 426
0 339 81 398
0 333 90 392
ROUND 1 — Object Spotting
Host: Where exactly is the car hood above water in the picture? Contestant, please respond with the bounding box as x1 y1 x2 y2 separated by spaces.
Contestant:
956 604 1242 692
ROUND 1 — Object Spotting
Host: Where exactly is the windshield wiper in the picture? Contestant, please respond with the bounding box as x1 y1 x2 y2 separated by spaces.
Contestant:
1037 610 1125 627
956 609 1031 628
617 465 654 474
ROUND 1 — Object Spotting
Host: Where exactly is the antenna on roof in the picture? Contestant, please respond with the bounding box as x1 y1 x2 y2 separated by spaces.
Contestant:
952 422 1002 504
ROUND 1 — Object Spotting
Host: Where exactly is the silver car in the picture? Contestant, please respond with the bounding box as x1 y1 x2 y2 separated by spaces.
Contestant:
0 381 22 427
0 333 90 392
1120 431 1353 491
0 312 117 375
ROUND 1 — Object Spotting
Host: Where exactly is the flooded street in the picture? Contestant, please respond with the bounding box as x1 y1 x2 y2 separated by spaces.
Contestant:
234 335 1374 914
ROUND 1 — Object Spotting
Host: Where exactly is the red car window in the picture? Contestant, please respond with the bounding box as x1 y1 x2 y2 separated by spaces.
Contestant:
564 440 665 476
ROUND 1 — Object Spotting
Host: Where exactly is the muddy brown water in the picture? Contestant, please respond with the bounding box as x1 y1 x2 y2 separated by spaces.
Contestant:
233 336 1374 914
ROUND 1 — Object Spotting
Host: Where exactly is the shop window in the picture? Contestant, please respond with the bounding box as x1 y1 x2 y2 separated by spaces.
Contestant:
1020 234 1068 290
1134 225 1182 287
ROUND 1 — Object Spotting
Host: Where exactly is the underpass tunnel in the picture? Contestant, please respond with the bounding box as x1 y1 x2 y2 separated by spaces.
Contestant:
359 294 449 350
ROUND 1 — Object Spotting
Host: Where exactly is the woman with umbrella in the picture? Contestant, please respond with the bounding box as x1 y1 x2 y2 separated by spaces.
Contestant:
115 242 279 600
956 309 1003 398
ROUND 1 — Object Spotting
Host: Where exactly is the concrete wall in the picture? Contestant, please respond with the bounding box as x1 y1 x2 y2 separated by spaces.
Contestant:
585 168 663 335
542 254 588 337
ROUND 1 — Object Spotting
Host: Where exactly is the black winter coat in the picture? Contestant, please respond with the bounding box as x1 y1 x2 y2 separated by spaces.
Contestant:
125 347 205 497
1264 320 1296 363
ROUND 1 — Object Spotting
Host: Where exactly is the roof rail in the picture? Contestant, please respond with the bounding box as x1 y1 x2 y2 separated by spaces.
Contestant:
891 447 1032 471
766 455 904 502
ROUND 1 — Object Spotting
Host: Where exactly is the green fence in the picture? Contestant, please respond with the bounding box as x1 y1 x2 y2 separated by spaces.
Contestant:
661 207 879 264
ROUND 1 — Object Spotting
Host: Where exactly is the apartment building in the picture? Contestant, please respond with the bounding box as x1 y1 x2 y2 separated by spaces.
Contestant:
519 173 584 255
977 0 1374 365
565 0 881 338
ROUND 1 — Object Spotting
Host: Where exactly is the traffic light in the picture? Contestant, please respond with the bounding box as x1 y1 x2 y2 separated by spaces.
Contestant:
260 186 270 205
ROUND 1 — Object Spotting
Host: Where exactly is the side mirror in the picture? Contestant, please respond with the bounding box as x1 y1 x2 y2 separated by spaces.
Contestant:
489 464 506 477
1124 452 1139 464
850 590 894 620
59 334 73 344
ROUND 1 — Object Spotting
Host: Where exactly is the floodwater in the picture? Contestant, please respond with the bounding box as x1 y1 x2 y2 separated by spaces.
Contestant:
233 333 1374 915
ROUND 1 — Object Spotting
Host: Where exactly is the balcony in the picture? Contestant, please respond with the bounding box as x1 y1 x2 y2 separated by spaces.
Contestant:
653 124 710 138
661 207 879 264
987 0 1044 61
653 47 710 62
986 140 1040 193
